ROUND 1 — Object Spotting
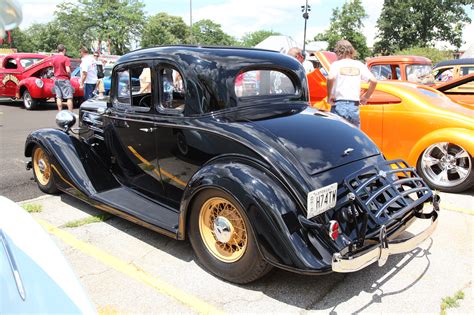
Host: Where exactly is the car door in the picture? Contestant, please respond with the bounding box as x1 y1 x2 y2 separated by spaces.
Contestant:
104 61 166 202
0 57 21 97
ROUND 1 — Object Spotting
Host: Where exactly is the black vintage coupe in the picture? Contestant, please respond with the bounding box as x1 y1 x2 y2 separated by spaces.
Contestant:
25 46 439 284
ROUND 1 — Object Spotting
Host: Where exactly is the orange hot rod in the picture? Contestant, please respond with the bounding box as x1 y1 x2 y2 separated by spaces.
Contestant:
308 52 474 193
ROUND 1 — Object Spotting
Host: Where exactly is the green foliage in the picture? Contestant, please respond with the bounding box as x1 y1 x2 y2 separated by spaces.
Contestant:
141 13 189 48
374 0 471 55
394 46 453 64
62 214 111 228
21 203 42 213
240 30 281 47
440 290 464 315
313 0 370 60
192 19 236 46
55 0 145 55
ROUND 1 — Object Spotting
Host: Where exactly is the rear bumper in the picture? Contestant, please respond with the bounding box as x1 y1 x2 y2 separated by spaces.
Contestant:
332 201 439 273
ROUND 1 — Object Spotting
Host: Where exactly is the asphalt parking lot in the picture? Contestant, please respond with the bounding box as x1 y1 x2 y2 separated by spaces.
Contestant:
19 192 473 314
1 102 473 313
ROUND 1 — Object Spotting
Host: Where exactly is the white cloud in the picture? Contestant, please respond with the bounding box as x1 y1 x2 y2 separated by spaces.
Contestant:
184 0 322 40
19 0 76 29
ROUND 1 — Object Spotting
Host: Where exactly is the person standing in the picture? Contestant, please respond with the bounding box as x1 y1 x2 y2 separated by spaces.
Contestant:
327 40 377 128
93 52 105 97
288 47 314 73
79 47 98 101
52 44 73 111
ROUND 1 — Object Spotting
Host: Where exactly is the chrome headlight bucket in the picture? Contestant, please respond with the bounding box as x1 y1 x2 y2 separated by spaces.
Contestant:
55 110 76 132
35 79 44 88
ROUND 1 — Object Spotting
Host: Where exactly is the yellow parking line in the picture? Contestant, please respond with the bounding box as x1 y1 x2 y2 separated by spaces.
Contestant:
36 218 224 315
439 203 474 216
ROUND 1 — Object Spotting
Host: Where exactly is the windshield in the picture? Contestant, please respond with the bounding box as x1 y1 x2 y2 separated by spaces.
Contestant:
20 58 43 68
406 64 433 84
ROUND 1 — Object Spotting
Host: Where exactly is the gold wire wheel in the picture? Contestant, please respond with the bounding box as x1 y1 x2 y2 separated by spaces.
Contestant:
33 147 52 187
198 197 248 263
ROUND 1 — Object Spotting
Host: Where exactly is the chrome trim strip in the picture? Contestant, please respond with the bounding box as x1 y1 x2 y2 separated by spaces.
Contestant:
0 229 26 300
332 208 438 273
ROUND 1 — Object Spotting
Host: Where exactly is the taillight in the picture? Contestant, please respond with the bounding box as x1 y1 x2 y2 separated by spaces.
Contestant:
329 220 339 240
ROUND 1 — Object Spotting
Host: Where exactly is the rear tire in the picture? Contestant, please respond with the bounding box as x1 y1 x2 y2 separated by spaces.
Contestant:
32 145 59 194
23 90 38 110
188 188 272 284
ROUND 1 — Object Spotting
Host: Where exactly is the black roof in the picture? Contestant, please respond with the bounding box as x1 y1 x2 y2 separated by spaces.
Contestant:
434 58 474 68
114 45 308 115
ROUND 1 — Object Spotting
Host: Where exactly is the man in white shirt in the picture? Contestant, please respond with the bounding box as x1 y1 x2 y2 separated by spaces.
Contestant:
79 47 98 101
327 40 377 128
288 47 314 73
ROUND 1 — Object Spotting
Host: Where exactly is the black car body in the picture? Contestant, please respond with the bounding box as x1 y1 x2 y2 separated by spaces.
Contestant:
25 46 439 284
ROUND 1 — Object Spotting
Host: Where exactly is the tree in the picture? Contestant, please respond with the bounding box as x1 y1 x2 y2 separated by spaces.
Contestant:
192 19 236 46
374 0 472 55
141 13 189 48
313 0 370 60
395 46 453 64
240 30 281 47
55 0 145 55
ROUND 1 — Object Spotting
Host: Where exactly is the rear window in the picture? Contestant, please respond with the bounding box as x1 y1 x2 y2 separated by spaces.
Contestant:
235 70 295 97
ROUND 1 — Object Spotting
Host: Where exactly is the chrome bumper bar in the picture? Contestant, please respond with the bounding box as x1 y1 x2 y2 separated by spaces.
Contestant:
332 206 439 273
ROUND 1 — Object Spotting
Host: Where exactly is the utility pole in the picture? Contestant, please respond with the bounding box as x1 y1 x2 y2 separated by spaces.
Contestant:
301 0 311 54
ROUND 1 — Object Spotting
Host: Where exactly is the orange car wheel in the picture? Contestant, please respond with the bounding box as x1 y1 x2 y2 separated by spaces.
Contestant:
418 142 473 193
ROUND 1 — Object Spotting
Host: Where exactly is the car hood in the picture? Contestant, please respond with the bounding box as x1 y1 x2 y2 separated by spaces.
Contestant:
243 107 380 176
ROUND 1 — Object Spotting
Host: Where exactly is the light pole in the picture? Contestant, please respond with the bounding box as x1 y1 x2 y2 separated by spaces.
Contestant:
189 0 194 44
301 0 311 54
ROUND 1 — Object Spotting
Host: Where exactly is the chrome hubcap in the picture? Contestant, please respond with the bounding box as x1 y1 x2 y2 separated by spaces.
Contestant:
213 216 234 243
421 142 471 187
38 159 46 174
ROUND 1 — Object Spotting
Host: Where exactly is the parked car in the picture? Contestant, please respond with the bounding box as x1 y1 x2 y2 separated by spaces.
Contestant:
72 65 113 95
433 58 474 83
366 55 433 83
0 196 95 313
25 46 438 284
434 73 474 109
308 56 474 193
0 53 84 109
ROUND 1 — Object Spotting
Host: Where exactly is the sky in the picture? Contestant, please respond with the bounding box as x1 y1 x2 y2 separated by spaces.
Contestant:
18 0 473 49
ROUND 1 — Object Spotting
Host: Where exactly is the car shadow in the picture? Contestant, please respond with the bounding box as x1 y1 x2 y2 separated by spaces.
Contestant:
58 193 434 311
58 193 194 263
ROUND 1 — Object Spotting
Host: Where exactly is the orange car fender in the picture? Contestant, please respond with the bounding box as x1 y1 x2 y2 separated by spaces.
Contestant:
408 128 474 166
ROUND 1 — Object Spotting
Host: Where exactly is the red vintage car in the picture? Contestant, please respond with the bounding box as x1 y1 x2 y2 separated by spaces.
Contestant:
0 53 83 109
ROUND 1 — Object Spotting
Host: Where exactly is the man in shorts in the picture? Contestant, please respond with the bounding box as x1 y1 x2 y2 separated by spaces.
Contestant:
52 44 73 111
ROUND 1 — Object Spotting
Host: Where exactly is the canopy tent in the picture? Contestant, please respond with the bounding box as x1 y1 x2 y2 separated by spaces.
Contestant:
254 35 302 55
461 43 474 58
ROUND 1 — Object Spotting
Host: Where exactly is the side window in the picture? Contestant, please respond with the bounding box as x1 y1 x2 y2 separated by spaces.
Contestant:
235 70 295 97
114 63 153 110
434 67 454 82
116 69 131 106
5 58 17 69
370 64 392 80
158 66 185 111
460 66 474 76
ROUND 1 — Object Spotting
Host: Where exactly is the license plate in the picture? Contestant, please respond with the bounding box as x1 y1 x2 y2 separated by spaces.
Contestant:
307 183 338 219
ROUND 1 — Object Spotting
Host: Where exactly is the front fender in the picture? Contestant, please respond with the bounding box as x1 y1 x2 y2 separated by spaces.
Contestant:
25 128 97 197
179 157 332 273
408 128 474 166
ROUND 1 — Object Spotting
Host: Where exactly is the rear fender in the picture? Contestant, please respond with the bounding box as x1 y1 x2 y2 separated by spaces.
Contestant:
179 156 331 273
25 128 100 198
408 128 474 166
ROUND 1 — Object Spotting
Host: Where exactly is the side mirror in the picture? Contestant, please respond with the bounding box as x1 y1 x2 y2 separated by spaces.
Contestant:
56 110 76 133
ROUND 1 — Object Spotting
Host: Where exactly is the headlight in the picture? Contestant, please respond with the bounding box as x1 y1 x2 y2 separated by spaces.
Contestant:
35 79 44 88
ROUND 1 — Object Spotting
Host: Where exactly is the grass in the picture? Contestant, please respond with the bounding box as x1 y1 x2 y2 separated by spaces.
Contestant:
62 214 111 228
22 203 43 213
440 290 464 315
